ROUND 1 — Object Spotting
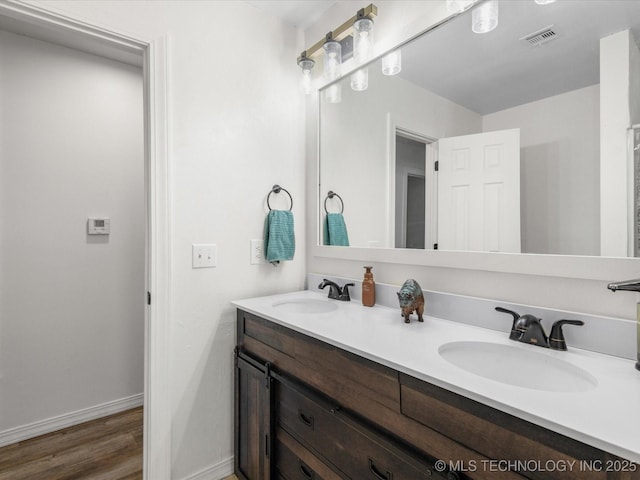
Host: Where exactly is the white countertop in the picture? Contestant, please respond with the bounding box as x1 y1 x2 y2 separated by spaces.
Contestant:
233 290 640 464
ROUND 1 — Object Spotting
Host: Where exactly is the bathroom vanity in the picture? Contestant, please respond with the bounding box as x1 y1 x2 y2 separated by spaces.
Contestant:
233 291 640 480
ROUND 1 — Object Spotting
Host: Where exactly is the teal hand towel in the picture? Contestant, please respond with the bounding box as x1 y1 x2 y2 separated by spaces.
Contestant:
264 210 295 264
323 213 350 246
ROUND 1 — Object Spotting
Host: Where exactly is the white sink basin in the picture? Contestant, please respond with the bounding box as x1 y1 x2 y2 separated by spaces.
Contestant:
438 341 598 393
272 298 339 314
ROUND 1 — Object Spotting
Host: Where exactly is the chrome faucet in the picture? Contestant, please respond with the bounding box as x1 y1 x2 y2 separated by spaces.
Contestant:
318 279 354 301
607 278 640 292
607 279 640 371
495 307 584 350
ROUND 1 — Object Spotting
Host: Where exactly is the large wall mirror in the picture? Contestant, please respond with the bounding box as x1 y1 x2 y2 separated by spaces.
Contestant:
319 0 640 258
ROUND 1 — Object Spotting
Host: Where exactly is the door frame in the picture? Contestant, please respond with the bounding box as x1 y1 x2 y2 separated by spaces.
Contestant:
0 2 171 479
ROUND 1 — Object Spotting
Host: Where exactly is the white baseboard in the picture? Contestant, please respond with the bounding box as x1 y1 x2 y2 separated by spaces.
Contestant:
180 456 234 480
0 393 144 448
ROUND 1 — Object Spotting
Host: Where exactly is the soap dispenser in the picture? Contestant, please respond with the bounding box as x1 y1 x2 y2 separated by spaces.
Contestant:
362 266 375 307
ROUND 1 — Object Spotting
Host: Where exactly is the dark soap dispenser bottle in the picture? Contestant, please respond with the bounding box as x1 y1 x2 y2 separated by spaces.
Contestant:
362 266 375 307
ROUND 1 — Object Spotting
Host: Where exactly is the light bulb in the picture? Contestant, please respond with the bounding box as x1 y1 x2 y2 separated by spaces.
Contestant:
382 49 402 75
472 0 499 34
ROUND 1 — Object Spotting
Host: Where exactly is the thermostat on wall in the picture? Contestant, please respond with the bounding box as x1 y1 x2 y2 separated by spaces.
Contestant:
88 218 110 235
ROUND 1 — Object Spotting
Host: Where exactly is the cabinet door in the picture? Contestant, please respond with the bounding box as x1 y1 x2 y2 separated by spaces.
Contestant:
235 351 273 480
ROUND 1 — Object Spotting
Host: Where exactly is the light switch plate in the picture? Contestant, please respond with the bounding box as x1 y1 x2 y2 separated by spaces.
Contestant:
250 239 265 264
192 244 217 268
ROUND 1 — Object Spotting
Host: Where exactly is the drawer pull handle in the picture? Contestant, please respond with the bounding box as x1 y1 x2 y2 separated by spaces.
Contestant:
299 461 316 480
368 458 393 480
298 410 314 429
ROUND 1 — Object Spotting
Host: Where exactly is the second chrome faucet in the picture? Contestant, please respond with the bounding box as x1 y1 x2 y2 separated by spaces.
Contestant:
495 307 584 351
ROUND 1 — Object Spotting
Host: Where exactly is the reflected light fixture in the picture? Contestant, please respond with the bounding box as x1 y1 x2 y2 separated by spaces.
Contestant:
351 68 368 91
382 49 402 75
534 0 556 4
297 52 314 95
296 4 377 98
472 0 499 34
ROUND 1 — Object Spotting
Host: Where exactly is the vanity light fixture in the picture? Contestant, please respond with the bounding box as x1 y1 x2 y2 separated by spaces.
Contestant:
297 52 315 95
296 4 377 97
472 0 499 34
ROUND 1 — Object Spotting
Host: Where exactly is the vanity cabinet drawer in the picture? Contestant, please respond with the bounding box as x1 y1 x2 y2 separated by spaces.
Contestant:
399 373 638 480
277 378 453 480
276 428 344 480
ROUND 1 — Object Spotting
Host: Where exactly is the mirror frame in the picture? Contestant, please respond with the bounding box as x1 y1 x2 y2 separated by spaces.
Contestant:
311 3 640 282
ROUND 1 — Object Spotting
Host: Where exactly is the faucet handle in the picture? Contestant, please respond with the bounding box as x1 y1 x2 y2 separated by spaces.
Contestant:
495 307 522 340
340 283 354 301
549 319 584 350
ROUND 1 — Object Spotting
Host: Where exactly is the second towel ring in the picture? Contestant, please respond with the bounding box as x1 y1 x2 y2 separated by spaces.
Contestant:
267 184 293 211
324 191 344 214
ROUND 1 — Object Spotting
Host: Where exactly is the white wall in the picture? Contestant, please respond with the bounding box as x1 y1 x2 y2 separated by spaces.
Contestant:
306 2 640 327
600 30 633 257
20 1 307 478
483 85 600 256
321 67 480 248
630 31 640 126
0 31 144 430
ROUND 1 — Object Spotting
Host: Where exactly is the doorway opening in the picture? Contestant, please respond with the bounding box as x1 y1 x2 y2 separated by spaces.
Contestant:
0 3 170 479
394 129 437 249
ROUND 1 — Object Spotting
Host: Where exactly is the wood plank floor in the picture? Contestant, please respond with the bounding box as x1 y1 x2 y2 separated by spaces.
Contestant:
0 407 143 480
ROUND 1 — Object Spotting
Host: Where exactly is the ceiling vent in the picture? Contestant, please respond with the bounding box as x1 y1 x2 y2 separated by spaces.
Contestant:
521 25 558 47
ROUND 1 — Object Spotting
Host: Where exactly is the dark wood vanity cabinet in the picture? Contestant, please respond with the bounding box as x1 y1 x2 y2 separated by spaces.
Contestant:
235 309 640 480
234 351 273 480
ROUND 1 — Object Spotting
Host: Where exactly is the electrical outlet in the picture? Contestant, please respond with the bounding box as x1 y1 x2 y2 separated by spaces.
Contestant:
250 239 265 265
192 244 217 268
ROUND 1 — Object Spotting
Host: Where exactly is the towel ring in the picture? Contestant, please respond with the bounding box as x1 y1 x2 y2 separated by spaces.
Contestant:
324 191 344 214
267 184 293 211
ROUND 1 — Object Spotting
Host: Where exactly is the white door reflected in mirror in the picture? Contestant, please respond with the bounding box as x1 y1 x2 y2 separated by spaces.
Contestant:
438 128 521 253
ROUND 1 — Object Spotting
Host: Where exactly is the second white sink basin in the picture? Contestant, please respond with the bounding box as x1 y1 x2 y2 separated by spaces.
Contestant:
438 341 598 393
272 298 338 314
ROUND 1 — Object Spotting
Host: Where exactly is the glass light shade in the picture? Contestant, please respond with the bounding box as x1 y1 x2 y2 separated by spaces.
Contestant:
350 68 368 91
298 57 314 95
446 0 474 13
353 17 374 65
301 69 312 95
324 83 342 103
534 0 556 4
472 0 499 34
298 56 316 95
322 40 342 81
382 49 402 75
